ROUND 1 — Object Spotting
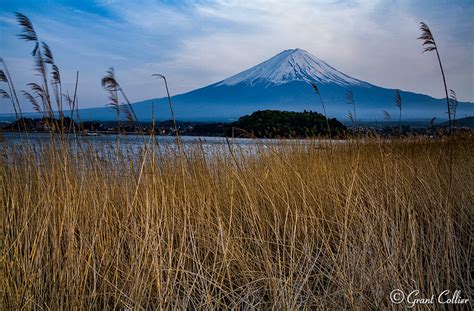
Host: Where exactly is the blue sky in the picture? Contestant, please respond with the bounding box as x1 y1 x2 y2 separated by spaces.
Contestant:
0 0 473 113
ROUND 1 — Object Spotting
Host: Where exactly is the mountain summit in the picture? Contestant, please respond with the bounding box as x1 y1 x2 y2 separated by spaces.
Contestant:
26 48 473 122
218 48 368 87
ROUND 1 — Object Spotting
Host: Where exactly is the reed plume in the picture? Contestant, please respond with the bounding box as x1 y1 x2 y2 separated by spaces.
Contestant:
101 67 141 134
65 71 80 134
346 89 357 131
153 73 179 139
0 70 19 119
309 82 331 136
15 12 37 42
101 67 121 134
15 13 69 136
347 110 354 128
394 89 402 132
0 89 9 99
418 22 452 132
449 89 458 127
122 102 135 124
22 90 42 115
428 116 436 130
0 70 6 83
1 58 30 134
50 61 64 127
0 60 24 121
15 13 54 118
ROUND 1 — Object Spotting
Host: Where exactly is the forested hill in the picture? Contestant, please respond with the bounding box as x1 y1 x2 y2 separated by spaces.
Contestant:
229 110 346 138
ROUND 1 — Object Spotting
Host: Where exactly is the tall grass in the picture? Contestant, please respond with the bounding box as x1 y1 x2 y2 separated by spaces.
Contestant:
1 135 472 309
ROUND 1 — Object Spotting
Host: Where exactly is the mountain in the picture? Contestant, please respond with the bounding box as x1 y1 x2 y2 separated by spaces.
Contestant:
5 48 474 122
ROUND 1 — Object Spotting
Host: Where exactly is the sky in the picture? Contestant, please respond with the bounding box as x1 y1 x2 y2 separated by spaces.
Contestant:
0 0 473 113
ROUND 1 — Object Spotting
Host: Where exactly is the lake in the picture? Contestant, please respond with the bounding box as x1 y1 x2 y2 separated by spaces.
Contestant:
1 132 337 160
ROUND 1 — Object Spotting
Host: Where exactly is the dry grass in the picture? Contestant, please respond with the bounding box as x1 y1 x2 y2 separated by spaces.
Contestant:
1 135 472 309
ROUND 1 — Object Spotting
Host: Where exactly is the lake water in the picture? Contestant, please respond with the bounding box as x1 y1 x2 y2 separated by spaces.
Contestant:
0 132 310 147
1 132 343 146
1 132 348 164
2 132 332 156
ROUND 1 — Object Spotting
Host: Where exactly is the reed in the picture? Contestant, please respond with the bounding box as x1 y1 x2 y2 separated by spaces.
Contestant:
309 82 331 136
1 135 472 309
449 89 458 127
395 89 402 132
101 67 122 136
346 89 357 131
418 22 452 132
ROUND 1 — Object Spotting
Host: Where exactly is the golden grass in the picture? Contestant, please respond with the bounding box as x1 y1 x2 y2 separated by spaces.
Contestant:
1 135 472 309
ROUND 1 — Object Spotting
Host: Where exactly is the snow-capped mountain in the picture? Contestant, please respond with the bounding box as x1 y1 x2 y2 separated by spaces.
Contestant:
118 48 472 122
5 48 473 122
217 49 368 87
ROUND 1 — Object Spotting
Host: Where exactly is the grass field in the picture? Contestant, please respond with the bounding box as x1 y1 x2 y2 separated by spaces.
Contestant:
1 135 472 309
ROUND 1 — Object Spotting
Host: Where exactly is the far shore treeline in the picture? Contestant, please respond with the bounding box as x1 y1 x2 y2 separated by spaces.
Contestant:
1 110 347 139
2 110 471 139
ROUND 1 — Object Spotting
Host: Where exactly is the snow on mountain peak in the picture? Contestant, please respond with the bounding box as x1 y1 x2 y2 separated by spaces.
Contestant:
217 48 368 87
